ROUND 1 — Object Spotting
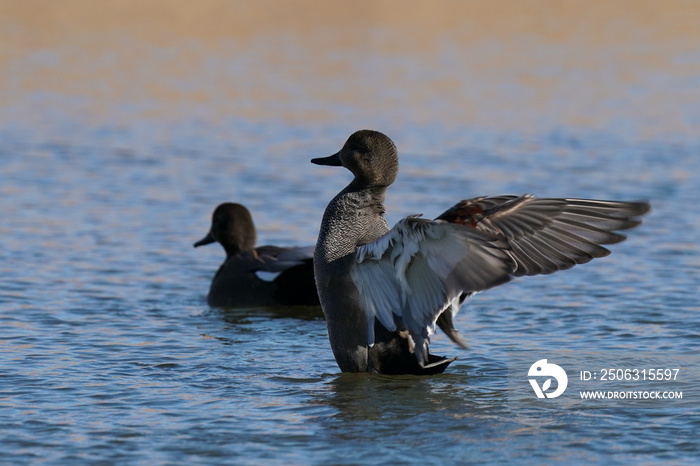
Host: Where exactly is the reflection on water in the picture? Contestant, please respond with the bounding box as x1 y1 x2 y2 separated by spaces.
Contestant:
1 1 699 464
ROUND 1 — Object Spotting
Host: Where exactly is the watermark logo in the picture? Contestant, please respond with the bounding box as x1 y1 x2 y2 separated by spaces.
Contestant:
528 359 568 398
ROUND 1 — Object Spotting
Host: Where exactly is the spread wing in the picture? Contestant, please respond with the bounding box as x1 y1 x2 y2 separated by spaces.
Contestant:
436 195 650 276
352 195 649 366
350 216 516 365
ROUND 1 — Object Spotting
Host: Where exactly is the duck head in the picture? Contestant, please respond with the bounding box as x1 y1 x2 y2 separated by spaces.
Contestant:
194 203 257 256
312 130 399 188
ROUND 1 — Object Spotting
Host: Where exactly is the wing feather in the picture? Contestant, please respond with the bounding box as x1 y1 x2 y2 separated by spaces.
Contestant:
351 216 515 364
256 245 315 272
437 195 649 277
351 195 648 366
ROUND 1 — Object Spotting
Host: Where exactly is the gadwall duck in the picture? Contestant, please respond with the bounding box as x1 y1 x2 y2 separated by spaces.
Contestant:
194 203 320 308
312 130 649 375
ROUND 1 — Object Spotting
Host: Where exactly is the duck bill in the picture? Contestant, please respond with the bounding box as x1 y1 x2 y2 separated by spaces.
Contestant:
193 232 215 247
311 151 342 166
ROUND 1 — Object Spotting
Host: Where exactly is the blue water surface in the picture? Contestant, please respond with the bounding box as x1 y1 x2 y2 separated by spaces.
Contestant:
1 4 699 464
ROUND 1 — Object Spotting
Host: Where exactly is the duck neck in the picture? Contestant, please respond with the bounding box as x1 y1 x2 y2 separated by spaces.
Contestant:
316 183 389 264
348 182 388 213
223 244 243 258
222 230 256 258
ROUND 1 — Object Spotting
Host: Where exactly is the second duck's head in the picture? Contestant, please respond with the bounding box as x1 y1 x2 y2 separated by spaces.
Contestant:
194 203 257 256
312 130 399 188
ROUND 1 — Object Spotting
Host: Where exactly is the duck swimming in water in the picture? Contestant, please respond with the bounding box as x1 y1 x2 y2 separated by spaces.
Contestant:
312 130 649 375
194 203 320 308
